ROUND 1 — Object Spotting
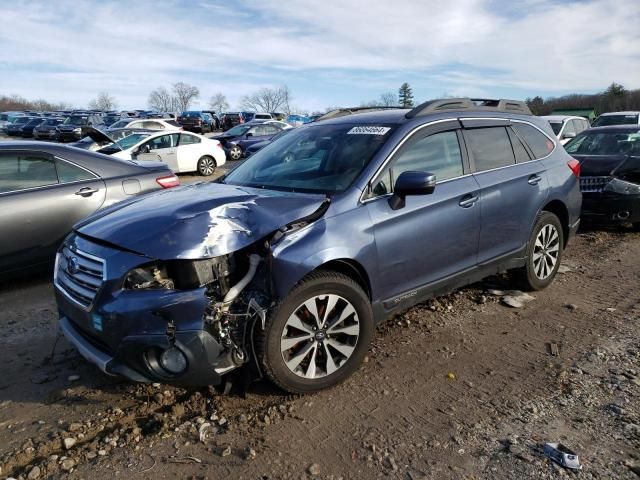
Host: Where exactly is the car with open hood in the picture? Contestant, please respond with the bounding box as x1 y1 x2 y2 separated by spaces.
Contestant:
565 125 640 229
93 129 226 176
54 98 581 394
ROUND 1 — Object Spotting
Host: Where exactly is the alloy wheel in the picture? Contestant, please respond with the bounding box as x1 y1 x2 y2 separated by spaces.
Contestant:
198 156 216 176
281 294 360 379
532 224 560 280
229 146 242 160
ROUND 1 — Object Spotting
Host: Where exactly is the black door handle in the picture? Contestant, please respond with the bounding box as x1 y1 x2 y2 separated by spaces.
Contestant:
75 187 98 197
528 174 542 186
459 194 479 208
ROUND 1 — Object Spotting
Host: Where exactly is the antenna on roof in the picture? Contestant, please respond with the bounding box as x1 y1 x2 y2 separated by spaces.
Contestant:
405 98 532 119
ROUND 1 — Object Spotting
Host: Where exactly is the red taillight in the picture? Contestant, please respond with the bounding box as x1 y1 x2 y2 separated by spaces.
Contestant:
156 174 180 188
567 158 580 177
213 140 221 148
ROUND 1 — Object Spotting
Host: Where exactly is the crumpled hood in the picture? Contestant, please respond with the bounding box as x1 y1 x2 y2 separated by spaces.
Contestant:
574 154 635 176
76 182 327 259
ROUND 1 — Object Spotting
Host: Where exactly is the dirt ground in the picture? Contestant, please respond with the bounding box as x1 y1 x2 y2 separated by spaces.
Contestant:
0 224 639 480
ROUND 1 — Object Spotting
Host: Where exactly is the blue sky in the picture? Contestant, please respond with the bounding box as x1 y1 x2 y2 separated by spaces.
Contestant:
1 0 639 112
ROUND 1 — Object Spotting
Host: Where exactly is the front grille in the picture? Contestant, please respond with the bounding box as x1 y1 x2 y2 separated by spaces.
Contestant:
55 246 105 309
580 176 611 193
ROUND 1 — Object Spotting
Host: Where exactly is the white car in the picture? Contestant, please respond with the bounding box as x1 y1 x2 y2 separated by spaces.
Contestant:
541 115 591 145
264 120 293 130
592 111 640 127
96 130 226 176
107 118 182 132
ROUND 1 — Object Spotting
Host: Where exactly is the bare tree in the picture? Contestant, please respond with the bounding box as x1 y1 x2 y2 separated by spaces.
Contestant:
172 82 200 112
379 91 397 107
148 86 174 112
208 92 229 113
241 85 291 113
88 91 118 110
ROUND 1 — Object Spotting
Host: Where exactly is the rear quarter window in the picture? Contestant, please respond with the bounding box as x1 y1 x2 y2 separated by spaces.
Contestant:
512 123 554 159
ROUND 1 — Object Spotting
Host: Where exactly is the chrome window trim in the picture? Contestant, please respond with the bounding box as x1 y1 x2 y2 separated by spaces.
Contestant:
360 117 556 204
359 119 457 203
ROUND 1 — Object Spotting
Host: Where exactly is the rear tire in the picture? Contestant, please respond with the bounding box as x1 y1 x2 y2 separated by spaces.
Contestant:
255 271 373 394
517 211 564 291
197 155 216 176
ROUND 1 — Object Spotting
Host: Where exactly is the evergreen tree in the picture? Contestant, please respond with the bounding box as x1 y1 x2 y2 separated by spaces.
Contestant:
398 83 414 108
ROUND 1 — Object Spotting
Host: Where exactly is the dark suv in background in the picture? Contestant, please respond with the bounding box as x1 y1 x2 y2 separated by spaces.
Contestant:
178 111 214 133
57 114 105 142
55 98 581 394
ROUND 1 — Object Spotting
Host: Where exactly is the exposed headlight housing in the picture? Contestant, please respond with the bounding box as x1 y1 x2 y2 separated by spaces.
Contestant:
125 263 175 290
73 127 82 133
604 178 640 195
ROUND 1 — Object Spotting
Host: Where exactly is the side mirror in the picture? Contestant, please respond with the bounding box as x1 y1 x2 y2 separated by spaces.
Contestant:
388 171 436 210
562 131 576 140
246 132 253 137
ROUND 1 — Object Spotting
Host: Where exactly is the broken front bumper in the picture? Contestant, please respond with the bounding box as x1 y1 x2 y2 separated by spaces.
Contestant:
59 316 224 385
54 234 228 386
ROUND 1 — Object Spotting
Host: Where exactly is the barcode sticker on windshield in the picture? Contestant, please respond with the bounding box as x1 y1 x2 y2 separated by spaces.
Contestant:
347 126 391 135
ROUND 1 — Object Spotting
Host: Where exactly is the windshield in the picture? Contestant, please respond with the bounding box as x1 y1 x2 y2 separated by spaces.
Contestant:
224 125 251 136
109 119 130 129
223 123 394 194
549 122 563 135
593 114 639 127
116 133 151 149
565 130 640 156
64 116 89 125
14 117 31 124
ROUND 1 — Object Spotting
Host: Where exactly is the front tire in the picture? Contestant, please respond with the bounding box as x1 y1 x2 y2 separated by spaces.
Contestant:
256 271 373 394
518 211 564 290
197 155 216 176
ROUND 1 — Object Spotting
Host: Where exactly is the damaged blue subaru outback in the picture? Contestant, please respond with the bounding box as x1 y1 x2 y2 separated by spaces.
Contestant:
55 98 582 394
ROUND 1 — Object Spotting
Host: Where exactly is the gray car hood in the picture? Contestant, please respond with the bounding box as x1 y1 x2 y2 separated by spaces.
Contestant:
75 182 327 259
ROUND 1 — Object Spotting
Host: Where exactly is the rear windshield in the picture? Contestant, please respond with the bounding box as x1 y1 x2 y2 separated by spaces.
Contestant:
181 112 202 118
549 122 563 135
592 114 639 127
565 131 640 156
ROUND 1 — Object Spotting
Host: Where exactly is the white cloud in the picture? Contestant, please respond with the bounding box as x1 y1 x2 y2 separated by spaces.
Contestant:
0 0 638 108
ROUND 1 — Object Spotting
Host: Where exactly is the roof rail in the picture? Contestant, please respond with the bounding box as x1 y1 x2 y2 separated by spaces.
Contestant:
405 98 532 119
315 106 404 122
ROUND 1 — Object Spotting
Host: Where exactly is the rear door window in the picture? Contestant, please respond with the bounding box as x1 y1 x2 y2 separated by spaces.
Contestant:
511 123 555 159
179 133 201 145
0 153 59 193
464 127 515 172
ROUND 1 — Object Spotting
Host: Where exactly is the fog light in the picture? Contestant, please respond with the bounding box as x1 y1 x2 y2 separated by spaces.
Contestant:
159 347 187 374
